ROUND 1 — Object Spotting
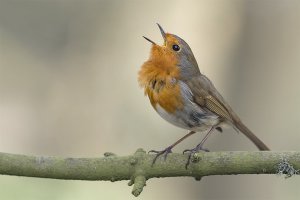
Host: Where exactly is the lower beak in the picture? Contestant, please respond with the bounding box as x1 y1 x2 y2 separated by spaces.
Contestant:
143 36 156 45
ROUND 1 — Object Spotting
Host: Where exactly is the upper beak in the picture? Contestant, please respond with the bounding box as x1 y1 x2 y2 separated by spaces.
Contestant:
157 23 166 41
143 23 167 45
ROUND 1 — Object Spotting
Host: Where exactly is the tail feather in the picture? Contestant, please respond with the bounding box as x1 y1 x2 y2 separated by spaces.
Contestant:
234 120 270 151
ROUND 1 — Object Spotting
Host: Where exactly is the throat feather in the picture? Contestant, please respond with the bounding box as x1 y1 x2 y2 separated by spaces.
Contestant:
138 56 182 113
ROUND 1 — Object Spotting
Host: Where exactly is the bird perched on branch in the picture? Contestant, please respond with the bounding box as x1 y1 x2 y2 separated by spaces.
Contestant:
138 24 270 168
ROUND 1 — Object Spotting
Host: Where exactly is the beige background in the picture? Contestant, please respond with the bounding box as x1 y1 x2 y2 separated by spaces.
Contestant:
0 0 300 199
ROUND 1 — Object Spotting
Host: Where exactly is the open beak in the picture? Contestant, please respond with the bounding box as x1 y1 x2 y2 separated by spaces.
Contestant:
143 23 167 45
156 23 166 41
142 36 156 45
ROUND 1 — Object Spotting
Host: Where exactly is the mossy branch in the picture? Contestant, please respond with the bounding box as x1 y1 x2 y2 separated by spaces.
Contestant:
0 149 299 196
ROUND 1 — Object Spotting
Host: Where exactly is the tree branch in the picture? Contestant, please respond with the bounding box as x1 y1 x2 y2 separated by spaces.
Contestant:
0 149 299 196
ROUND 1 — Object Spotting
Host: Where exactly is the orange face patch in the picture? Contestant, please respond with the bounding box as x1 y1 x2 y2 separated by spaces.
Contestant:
165 34 180 50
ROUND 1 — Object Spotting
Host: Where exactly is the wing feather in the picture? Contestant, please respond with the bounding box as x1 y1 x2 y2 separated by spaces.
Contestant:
187 75 235 123
186 74 270 150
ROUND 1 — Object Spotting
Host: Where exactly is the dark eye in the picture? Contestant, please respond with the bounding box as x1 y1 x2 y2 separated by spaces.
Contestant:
172 44 180 51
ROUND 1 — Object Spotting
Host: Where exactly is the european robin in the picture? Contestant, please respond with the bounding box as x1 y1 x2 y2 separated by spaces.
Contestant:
138 24 270 167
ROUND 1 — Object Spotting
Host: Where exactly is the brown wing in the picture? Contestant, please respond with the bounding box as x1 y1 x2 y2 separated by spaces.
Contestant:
186 74 270 151
187 75 235 123
205 95 232 121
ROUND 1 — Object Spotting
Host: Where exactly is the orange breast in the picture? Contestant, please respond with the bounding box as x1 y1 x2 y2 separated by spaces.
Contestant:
138 45 183 113
146 80 183 113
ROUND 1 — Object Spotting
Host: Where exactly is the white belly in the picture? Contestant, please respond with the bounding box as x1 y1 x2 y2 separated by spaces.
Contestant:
155 99 220 132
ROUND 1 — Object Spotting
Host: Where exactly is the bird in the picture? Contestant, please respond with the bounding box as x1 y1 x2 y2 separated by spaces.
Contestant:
138 24 270 168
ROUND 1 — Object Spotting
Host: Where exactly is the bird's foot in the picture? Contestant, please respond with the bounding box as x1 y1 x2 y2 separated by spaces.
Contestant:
183 144 209 169
148 146 173 166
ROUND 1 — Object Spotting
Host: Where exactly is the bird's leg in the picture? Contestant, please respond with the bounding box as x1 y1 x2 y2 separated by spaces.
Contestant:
149 131 196 166
183 126 216 168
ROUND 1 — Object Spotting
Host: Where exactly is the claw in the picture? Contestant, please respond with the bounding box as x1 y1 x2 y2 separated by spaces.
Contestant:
182 148 193 154
185 152 193 169
148 150 160 154
149 146 173 166
183 145 209 169
182 149 191 154
183 147 209 154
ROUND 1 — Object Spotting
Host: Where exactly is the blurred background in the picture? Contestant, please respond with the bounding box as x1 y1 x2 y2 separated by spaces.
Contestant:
0 0 300 199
